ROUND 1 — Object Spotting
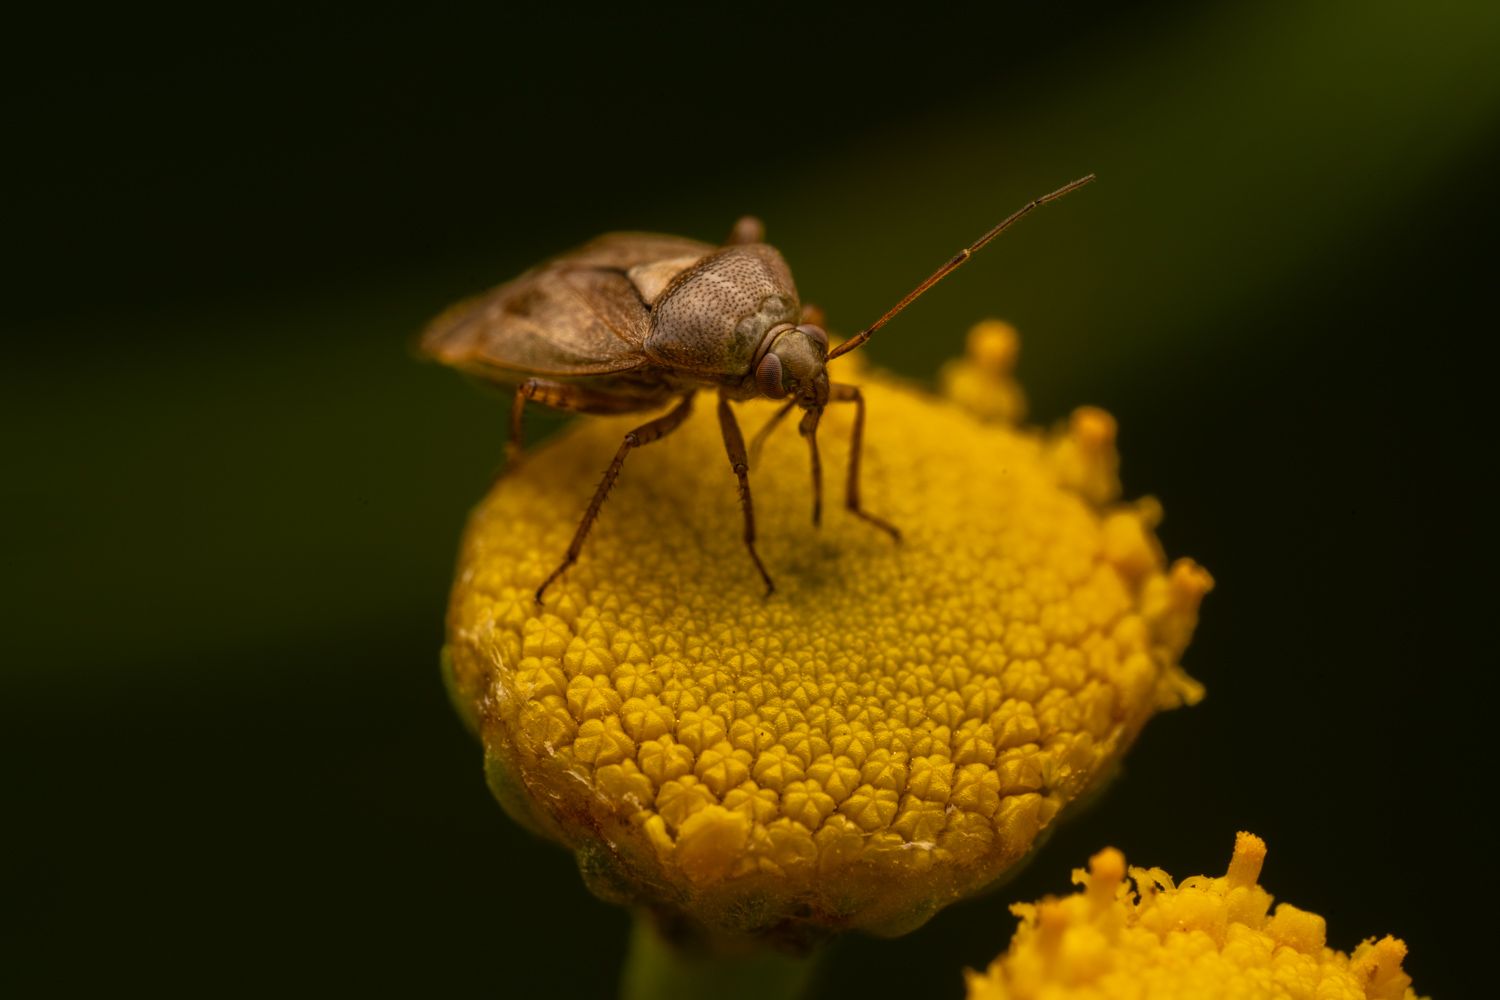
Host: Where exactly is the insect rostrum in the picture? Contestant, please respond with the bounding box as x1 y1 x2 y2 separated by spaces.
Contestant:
421 176 1093 602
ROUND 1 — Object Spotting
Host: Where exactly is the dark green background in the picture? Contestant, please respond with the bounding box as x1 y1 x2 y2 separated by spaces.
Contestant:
4 1 1495 995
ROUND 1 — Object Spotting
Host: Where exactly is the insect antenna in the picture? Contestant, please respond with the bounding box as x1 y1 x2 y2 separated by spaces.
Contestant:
825 174 1095 362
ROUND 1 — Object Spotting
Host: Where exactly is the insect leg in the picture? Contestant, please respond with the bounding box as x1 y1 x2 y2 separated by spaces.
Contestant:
507 386 526 466
536 392 696 603
799 407 823 527
717 392 776 596
748 400 795 467
829 383 901 541
519 378 667 415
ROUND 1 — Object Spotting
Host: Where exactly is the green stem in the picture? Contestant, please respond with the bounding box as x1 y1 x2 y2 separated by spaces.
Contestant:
619 911 822 1000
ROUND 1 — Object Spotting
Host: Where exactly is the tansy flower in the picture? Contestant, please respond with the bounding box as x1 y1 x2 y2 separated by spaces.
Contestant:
441 324 1210 948
965 833 1426 1000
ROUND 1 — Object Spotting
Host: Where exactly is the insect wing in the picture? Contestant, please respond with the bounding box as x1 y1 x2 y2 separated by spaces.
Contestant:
559 232 713 272
420 233 715 379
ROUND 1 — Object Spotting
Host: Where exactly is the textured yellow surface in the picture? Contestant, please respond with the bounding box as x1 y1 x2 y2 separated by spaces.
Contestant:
442 328 1210 942
966 833 1426 1000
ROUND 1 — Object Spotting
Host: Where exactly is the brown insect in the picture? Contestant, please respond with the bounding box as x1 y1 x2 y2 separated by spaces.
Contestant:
421 176 1094 602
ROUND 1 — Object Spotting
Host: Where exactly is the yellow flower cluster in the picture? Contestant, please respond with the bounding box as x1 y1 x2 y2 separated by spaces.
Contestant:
966 833 1426 1000
441 327 1210 943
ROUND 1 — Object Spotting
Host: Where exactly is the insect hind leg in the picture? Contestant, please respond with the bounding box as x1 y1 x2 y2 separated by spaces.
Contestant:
535 392 695 604
829 383 901 541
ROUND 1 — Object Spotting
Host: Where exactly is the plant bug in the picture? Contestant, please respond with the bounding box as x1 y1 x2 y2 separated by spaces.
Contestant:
420 175 1094 601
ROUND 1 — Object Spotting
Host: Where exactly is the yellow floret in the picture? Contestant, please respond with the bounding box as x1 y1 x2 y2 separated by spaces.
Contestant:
938 319 1028 424
965 833 1428 1000
441 326 1210 945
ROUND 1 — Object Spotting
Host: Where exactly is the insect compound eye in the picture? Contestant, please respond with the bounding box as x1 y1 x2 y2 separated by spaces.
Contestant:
755 352 789 399
797 324 828 354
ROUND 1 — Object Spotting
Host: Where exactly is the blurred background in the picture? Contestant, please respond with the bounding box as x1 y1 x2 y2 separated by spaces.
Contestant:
4 0 1496 995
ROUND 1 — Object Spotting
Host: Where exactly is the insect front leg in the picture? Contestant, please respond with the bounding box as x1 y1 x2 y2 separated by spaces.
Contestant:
829 383 901 541
799 407 823 527
535 392 695 604
717 392 776 596
748 400 795 467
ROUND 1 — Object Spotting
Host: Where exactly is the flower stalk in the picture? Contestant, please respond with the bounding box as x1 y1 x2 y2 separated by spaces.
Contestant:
621 910 820 1000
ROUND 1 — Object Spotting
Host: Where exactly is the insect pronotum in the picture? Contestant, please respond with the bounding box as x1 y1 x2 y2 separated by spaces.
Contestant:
420 175 1095 602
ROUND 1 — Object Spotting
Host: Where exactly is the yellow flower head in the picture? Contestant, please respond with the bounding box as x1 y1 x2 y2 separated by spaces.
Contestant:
441 324 1210 946
965 833 1426 1000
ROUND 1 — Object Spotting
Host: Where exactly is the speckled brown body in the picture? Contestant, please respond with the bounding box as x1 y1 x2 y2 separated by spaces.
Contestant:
418 219 859 600
419 233 807 403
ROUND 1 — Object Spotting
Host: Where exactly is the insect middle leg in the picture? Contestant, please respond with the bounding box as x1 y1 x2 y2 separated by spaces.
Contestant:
535 390 694 603
828 383 901 541
508 376 668 466
506 387 527 466
717 391 776 596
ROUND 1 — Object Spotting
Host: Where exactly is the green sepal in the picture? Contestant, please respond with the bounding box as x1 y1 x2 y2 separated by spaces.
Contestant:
438 645 480 739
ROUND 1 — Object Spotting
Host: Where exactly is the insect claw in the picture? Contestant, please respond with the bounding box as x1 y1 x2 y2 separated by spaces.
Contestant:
536 557 574 604
853 509 902 543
